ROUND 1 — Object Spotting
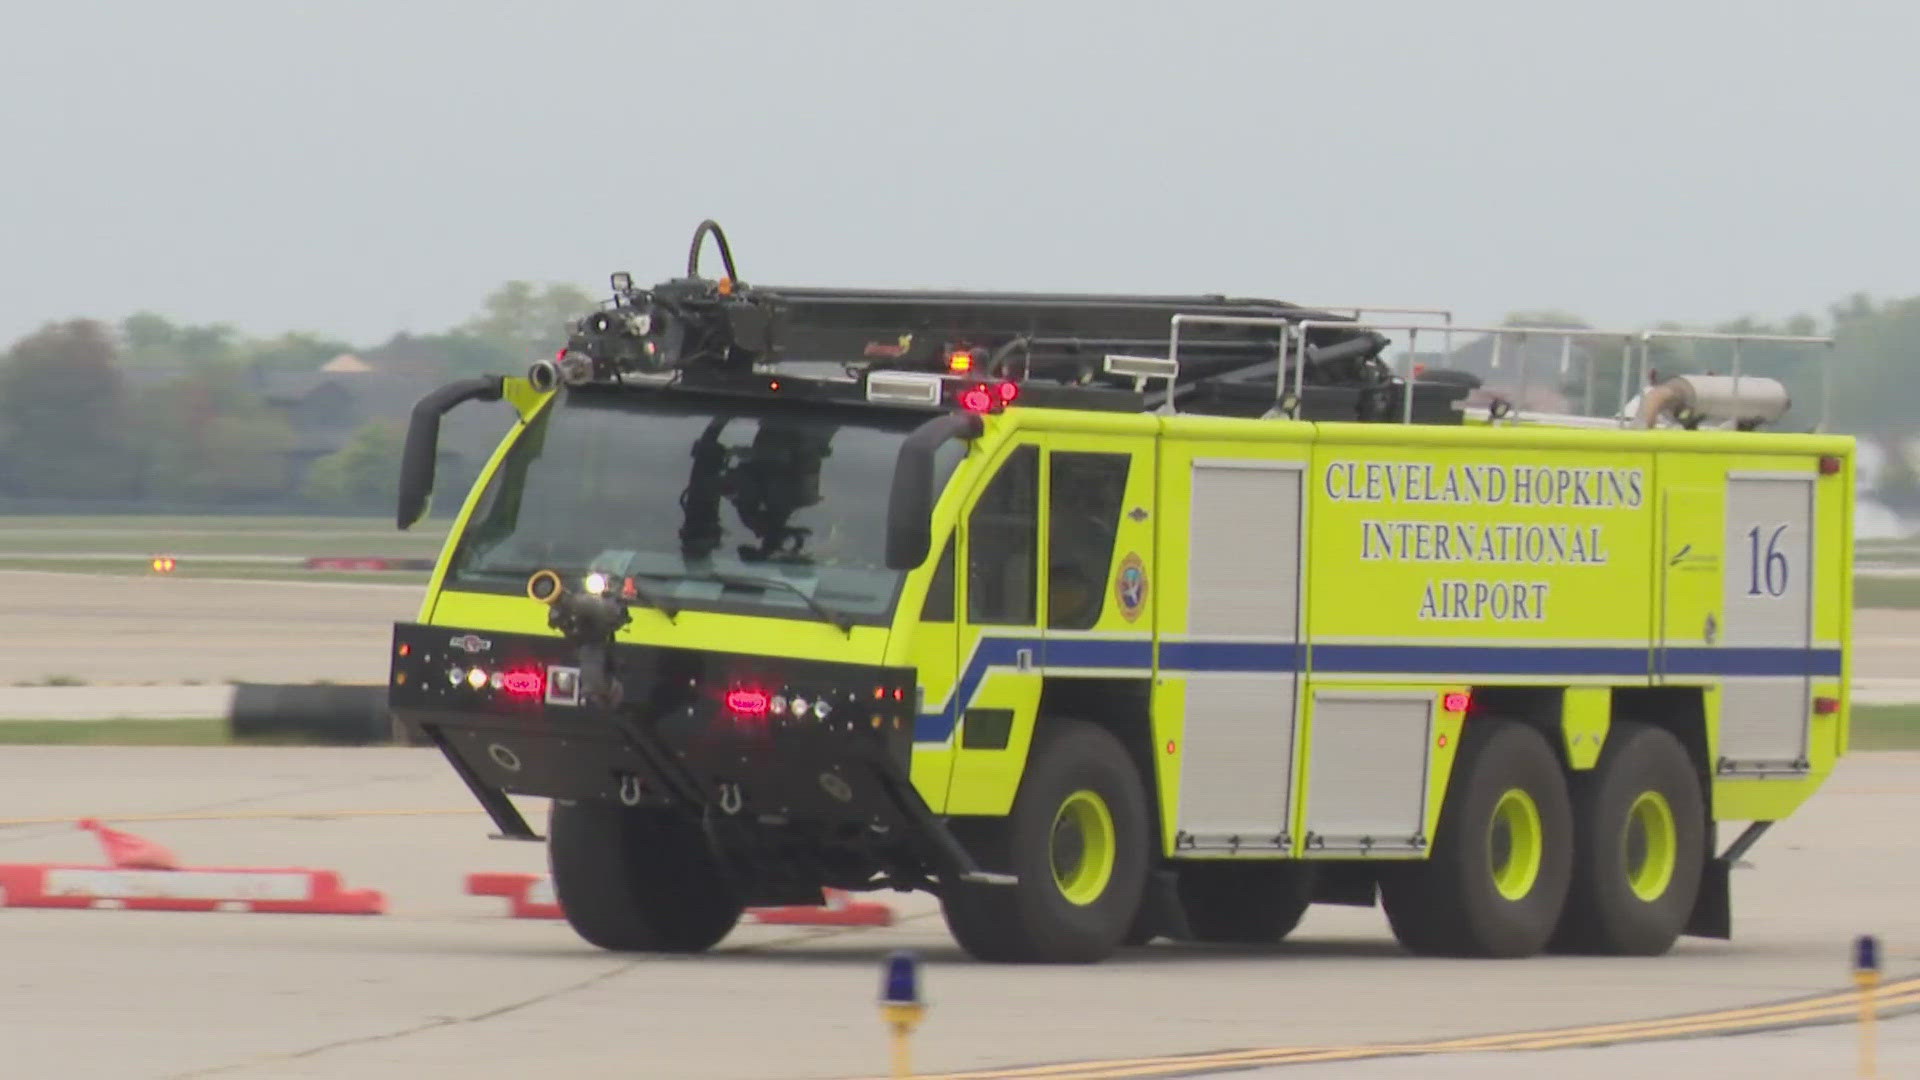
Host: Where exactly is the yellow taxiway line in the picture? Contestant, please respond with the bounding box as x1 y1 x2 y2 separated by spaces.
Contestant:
859 976 1920 1080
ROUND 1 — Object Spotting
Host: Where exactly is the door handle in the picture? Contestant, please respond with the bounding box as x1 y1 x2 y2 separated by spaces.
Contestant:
1015 648 1034 672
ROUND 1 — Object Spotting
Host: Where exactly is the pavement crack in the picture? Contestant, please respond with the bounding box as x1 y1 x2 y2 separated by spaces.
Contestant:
162 919 915 1079
0 773 446 845
163 959 641 1079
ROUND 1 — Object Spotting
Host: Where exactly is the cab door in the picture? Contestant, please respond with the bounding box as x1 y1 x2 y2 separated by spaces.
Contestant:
904 531 962 809
944 439 1046 816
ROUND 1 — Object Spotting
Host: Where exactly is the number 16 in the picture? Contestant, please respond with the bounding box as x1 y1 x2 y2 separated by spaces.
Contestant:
1746 524 1789 597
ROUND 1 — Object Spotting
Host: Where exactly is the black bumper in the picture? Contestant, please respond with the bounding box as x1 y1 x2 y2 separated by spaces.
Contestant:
388 622 918 830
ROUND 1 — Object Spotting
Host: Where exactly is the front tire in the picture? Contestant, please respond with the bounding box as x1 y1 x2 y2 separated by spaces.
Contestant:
941 719 1150 963
1549 721 1706 956
1380 719 1573 958
547 799 743 953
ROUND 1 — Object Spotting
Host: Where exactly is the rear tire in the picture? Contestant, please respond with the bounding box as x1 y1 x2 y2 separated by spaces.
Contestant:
547 799 743 953
941 719 1150 963
1175 861 1314 943
1379 719 1573 958
1549 721 1706 956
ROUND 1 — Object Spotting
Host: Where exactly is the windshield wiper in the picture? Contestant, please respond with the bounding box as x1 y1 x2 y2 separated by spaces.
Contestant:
666 570 854 636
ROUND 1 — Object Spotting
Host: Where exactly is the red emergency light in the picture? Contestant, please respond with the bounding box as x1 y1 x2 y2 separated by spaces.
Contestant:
501 670 544 697
958 381 1020 414
726 688 770 716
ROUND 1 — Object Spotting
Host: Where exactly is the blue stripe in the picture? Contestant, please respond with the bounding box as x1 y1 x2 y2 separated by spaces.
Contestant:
913 638 1844 742
1159 641 1304 672
913 636 1032 742
1040 638 1157 669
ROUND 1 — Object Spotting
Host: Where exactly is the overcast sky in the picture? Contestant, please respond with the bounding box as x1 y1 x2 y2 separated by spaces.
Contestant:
4 0 1918 349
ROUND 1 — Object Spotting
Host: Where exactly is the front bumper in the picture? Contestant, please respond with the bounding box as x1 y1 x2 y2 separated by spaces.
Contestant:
387 622 919 828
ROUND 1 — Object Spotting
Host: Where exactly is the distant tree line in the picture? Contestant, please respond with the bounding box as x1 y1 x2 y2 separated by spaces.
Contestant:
1492 295 1920 509
0 281 594 514
2 283 1918 514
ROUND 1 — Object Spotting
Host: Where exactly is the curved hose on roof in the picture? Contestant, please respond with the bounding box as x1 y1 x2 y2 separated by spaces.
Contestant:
687 219 740 283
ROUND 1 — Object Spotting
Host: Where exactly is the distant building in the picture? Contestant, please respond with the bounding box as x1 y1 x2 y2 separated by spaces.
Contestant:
258 356 513 500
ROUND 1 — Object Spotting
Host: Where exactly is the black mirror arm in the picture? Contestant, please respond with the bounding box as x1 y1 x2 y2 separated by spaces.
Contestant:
396 376 506 530
885 411 983 570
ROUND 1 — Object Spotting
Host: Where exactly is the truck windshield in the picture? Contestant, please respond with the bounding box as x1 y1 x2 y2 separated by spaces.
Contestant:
444 387 960 626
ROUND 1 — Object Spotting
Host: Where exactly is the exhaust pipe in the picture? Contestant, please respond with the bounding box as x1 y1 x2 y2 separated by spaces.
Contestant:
1633 374 1790 429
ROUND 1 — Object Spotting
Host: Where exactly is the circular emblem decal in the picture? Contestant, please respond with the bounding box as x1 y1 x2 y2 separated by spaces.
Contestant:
1114 552 1148 622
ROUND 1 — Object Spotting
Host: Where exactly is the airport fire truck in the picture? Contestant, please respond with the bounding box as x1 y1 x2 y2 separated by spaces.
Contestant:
388 221 1853 963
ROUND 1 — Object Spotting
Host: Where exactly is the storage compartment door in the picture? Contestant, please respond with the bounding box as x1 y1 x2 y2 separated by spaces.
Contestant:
1173 460 1304 855
1716 473 1816 775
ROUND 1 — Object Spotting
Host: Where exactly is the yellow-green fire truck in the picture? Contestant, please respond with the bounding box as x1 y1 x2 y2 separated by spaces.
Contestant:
389 221 1852 963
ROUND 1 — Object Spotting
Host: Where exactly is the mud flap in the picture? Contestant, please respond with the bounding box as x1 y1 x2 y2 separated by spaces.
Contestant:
1310 862 1378 907
1684 856 1732 940
1131 868 1192 942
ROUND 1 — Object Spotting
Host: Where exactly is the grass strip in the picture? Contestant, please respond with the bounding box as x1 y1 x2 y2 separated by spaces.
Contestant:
1857 576 1920 609
0 717 338 746
0 559 428 586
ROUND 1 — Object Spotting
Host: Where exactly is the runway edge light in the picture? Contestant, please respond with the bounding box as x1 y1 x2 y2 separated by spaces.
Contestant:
1853 933 1880 982
879 950 926 1078
1852 934 1881 1078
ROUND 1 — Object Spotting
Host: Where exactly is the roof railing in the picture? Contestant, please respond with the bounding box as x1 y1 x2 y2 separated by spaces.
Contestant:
1184 317 1839 431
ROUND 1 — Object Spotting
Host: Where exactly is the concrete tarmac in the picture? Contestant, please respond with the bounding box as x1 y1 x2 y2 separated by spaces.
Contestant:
0 746 1915 1080
0 570 421 687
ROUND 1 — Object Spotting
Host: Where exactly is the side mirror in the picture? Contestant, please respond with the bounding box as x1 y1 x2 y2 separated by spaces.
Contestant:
397 377 505 530
885 412 982 570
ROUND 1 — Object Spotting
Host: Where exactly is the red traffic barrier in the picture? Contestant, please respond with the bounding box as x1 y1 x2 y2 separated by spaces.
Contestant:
467 872 560 919
81 818 180 870
0 864 385 914
304 557 393 571
302 557 436 572
747 888 895 927
465 872 894 926
0 820 385 915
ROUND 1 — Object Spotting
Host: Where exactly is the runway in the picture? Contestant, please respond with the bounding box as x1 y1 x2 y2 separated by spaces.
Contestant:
0 746 1914 1079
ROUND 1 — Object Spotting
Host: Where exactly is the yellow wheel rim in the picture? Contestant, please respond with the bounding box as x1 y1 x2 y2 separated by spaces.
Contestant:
1488 788 1543 901
1051 789 1117 906
1624 791 1678 902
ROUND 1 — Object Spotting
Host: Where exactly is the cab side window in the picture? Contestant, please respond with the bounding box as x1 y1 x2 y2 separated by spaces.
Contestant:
1048 452 1131 630
920 536 955 623
967 444 1038 625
